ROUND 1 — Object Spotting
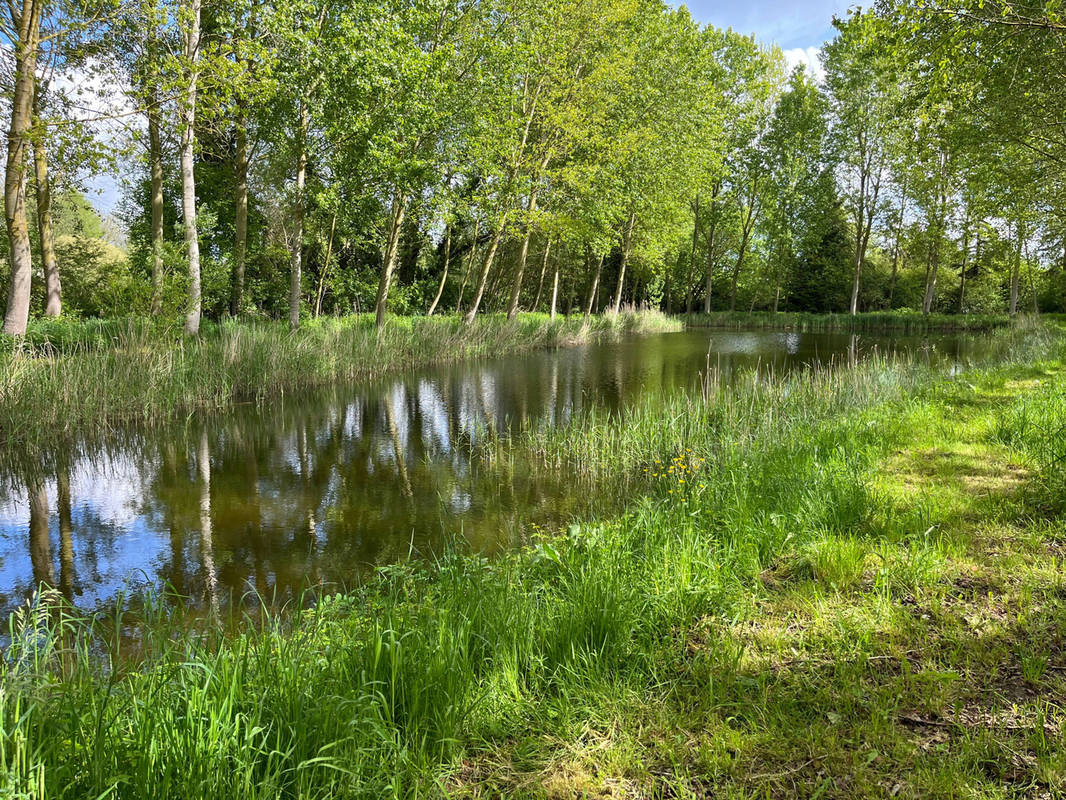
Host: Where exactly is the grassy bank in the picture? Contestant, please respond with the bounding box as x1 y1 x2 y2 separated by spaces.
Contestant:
0 310 678 453
2 325 1063 798
680 310 1016 333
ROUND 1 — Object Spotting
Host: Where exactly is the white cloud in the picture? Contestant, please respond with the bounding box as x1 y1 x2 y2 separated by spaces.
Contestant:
783 46 825 83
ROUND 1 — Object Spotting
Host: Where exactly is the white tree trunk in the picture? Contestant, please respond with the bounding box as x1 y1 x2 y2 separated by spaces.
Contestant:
180 0 203 336
2 0 42 336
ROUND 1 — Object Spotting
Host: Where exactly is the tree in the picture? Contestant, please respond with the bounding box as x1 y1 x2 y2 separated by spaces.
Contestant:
824 10 903 314
2 0 46 334
179 0 203 336
33 89 62 316
762 66 830 312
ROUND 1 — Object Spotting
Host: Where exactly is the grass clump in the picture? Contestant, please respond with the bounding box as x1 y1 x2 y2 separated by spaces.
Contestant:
1 325 1064 798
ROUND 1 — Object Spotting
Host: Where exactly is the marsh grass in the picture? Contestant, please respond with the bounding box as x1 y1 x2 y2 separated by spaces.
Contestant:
680 310 1016 333
1 323 1064 798
0 311 678 454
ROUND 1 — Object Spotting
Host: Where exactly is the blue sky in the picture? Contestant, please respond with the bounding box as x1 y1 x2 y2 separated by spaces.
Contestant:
681 0 850 50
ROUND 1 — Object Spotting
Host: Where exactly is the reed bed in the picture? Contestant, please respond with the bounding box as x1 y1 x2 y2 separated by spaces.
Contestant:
499 324 1059 483
2 324 1062 798
0 310 678 452
679 310 1015 333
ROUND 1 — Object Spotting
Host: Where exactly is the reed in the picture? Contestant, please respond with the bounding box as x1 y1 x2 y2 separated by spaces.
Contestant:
679 310 1016 333
0 310 678 453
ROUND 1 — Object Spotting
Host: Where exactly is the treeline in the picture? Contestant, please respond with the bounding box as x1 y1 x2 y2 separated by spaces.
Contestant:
1 0 1064 336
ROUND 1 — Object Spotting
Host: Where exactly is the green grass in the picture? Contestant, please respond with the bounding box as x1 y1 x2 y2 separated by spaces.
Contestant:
680 310 1016 333
0 310 678 456
2 323 1064 798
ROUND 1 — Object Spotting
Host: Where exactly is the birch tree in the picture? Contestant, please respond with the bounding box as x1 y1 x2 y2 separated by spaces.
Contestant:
824 10 902 314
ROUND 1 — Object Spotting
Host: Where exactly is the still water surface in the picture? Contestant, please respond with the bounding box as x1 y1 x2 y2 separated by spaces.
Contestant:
0 329 989 617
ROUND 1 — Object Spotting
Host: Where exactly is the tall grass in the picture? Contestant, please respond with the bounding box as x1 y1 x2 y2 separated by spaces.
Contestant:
2 324 1061 798
993 369 1066 511
0 311 678 452
680 310 1015 333
492 324 1060 483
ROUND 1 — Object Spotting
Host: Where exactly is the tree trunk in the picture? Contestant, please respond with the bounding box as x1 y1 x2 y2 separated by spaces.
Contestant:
549 255 560 320
729 219 754 311
702 184 720 314
849 165 882 316
374 187 407 330
685 195 699 313
849 171 868 316
463 217 505 324
888 184 907 308
426 225 451 315
57 465 74 601
922 238 939 315
32 101 60 317
958 226 973 314
729 184 758 312
850 156 871 314
231 109 248 316
313 211 337 317
28 479 53 587
506 187 539 319
922 186 948 315
850 223 872 316
1010 219 1022 316
197 429 218 612
2 0 43 336
611 210 636 314
484 255 501 302
1025 239 1039 314
289 102 308 330
455 219 479 314
148 90 165 316
585 251 604 317
532 238 551 311
383 391 413 498
180 0 203 337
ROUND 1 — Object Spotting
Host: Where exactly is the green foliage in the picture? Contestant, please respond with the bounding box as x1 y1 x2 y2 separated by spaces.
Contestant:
6 0 1066 330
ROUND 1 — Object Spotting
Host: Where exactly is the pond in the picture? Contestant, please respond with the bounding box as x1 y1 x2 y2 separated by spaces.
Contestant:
0 328 993 618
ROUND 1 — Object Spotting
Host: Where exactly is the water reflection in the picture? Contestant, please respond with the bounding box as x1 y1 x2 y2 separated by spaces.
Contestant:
0 329 987 617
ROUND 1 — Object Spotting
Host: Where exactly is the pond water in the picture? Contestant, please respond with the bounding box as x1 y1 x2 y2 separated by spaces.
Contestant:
0 328 993 618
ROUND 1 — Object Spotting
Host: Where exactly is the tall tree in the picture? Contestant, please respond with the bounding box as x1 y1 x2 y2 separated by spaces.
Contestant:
762 66 829 312
179 0 203 336
824 10 902 314
2 0 45 334
32 90 62 316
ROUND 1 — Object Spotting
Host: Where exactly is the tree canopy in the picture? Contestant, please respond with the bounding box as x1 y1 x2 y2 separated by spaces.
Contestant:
2 0 1064 333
